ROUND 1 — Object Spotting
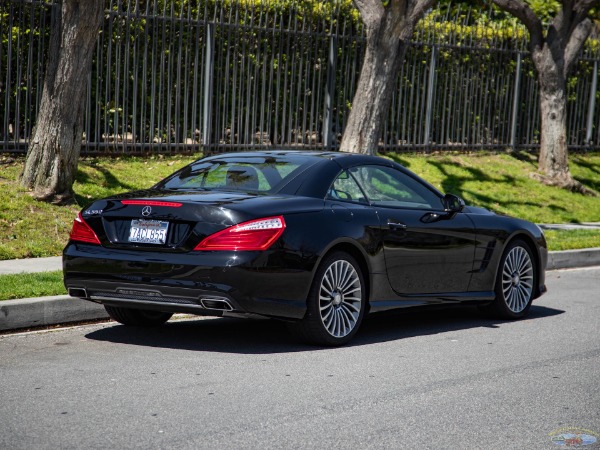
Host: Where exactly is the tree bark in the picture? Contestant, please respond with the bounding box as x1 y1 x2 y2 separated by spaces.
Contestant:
530 30 596 194
533 48 570 182
20 0 104 204
340 0 434 154
492 0 597 195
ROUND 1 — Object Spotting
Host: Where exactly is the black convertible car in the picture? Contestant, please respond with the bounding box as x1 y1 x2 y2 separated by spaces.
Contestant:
64 151 547 345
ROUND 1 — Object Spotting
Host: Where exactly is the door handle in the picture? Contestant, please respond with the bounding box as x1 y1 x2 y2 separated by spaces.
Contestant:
387 220 407 230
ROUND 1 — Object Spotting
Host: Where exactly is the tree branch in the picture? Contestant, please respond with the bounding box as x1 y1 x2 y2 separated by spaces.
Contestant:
555 0 573 38
564 17 594 75
352 0 384 31
491 0 544 50
573 0 598 26
407 0 436 24
556 0 597 42
562 0 575 15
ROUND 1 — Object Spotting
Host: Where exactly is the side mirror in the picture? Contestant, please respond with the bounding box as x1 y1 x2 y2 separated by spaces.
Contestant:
443 194 465 213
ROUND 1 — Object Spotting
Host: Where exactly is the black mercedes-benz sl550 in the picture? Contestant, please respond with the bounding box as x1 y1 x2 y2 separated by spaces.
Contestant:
64 151 547 345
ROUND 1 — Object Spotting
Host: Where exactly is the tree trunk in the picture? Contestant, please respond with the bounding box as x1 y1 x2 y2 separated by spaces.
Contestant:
340 0 433 154
538 81 571 182
339 30 408 153
20 0 104 204
531 45 595 195
535 48 570 179
490 0 596 195
340 1 423 155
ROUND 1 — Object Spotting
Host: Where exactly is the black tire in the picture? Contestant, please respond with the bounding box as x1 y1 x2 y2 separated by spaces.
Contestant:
104 305 173 327
288 251 366 346
480 239 536 319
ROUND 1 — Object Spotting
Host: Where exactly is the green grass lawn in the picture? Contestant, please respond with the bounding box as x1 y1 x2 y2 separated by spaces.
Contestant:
542 229 600 251
0 151 599 262
0 271 65 300
387 152 600 224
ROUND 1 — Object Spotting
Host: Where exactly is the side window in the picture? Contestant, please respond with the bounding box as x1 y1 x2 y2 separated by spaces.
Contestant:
348 165 442 210
327 170 368 203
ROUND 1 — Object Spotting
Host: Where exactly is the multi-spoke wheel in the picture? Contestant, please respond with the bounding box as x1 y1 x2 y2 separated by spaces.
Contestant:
318 258 363 338
288 251 366 346
481 239 536 319
501 245 534 313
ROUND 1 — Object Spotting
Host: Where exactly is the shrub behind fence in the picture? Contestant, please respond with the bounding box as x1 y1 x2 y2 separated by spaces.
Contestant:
1 0 599 154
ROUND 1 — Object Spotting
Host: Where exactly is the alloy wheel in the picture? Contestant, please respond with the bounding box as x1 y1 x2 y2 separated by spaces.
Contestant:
501 246 534 313
318 259 362 338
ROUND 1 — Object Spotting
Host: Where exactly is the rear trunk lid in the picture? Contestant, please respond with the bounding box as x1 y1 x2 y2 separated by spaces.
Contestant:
78 189 322 252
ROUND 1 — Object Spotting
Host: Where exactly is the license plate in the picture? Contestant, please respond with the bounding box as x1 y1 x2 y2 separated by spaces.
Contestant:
128 220 169 244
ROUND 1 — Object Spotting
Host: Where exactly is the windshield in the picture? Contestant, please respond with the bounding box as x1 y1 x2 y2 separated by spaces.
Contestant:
155 154 317 193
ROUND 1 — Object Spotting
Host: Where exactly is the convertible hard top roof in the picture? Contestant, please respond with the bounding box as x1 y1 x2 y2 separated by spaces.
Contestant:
203 149 396 169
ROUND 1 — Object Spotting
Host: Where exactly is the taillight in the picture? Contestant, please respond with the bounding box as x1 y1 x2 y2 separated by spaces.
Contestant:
194 216 286 251
69 213 101 245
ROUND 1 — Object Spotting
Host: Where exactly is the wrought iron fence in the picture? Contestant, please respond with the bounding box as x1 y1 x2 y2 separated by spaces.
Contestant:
1 0 599 154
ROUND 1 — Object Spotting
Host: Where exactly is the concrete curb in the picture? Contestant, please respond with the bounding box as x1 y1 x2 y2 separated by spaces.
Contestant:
1 248 599 333
0 296 109 332
546 248 600 270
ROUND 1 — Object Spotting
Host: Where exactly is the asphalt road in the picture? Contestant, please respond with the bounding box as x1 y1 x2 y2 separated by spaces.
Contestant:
1 267 599 449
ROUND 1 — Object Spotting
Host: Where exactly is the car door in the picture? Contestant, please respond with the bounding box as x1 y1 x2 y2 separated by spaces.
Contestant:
347 165 477 297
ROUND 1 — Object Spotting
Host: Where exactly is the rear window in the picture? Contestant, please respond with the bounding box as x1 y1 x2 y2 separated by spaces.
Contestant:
155 154 317 192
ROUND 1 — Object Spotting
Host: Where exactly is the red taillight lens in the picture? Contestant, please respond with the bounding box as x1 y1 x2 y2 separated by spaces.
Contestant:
194 216 286 251
69 213 101 245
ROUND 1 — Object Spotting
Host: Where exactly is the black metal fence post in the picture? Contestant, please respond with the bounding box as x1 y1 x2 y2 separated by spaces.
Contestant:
510 52 523 151
202 22 215 151
585 59 598 147
423 44 438 150
323 34 337 151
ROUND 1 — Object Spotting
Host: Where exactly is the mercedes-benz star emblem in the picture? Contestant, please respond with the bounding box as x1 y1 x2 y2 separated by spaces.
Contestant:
141 206 152 217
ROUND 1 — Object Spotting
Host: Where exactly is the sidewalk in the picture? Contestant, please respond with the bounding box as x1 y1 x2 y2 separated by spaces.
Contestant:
537 222 600 231
0 256 62 275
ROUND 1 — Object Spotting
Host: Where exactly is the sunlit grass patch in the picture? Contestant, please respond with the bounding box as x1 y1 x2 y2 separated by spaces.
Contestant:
544 229 600 251
0 271 65 300
387 152 600 224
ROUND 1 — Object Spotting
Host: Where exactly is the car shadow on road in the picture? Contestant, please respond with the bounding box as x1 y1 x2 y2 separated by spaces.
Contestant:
355 304 563 346
84 304 564 354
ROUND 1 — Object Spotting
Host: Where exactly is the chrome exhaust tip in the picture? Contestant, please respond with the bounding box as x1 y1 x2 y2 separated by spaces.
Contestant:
68 287 88 298
200 297 234 311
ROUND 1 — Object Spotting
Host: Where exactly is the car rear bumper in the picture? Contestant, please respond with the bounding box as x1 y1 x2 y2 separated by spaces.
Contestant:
63 243 313 320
